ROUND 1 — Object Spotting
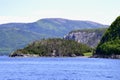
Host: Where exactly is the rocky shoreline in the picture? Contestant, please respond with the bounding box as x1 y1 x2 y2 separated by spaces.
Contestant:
9 52 84 57
9 53 39 57
91 54 120 59
9 52 120 59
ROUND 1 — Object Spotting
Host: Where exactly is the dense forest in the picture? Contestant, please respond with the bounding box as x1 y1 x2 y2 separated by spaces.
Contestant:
10 38 92 57
94 16 120 58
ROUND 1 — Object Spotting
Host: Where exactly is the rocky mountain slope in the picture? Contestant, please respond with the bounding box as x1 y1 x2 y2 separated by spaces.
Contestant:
94 16 120 59
0 18 108 55
64 28 107 48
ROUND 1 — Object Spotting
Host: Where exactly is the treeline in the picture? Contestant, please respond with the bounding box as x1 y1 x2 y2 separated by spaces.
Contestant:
11 38 92 57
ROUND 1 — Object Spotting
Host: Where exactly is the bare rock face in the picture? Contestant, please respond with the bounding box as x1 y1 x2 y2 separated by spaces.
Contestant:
64 28 106 48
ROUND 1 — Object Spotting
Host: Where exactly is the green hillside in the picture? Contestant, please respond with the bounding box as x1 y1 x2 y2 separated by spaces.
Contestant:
0 29 44 55
94 16 120 58
10 38 92 57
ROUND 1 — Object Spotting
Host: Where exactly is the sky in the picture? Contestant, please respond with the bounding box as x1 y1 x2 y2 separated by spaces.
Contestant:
0 0 120 24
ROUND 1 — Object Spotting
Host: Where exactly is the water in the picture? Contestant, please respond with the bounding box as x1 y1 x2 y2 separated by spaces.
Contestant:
0 57 120 80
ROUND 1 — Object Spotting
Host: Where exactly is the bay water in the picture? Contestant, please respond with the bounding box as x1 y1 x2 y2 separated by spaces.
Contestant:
0 57 120 80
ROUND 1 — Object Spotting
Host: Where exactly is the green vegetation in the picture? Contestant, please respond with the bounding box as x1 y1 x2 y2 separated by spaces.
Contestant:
95 16 120 57
83 52 93 57
70 28 107 34
10 38 92 57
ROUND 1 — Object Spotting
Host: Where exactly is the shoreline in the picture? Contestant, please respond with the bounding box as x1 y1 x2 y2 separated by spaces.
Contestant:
1 55 90 58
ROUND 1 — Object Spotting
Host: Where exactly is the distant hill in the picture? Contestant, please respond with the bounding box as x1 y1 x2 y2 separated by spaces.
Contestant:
64 28 107 48
0 29 44 55
0 18 108 55
94 16 120 59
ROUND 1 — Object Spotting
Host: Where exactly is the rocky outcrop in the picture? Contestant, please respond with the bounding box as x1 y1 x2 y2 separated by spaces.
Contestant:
64 28 106 48
9 51 39 57
92 54 120 59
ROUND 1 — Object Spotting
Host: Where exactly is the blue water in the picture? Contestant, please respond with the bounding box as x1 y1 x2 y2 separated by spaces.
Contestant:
0 57 120 80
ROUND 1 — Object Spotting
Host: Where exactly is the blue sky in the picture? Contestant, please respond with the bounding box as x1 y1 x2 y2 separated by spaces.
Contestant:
0 0 120 24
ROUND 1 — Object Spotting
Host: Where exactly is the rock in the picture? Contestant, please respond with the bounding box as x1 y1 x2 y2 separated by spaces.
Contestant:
9 51 39 57
92 54 120 59
64 28 106 48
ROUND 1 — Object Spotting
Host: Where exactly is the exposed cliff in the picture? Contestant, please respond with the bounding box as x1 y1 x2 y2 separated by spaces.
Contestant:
94 16 120 59
64 28 107 48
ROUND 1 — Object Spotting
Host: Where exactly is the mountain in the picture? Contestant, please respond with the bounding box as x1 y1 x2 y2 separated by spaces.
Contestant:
0 18 108 37
94 16 120 59
0 18 108 55
10 38 92 57
64 28 107 48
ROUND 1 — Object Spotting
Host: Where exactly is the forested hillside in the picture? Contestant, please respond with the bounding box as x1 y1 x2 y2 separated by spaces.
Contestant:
94 16 120 58
10 38 92 57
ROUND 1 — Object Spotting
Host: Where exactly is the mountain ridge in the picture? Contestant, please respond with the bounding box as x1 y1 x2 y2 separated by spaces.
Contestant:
0 18 108 55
